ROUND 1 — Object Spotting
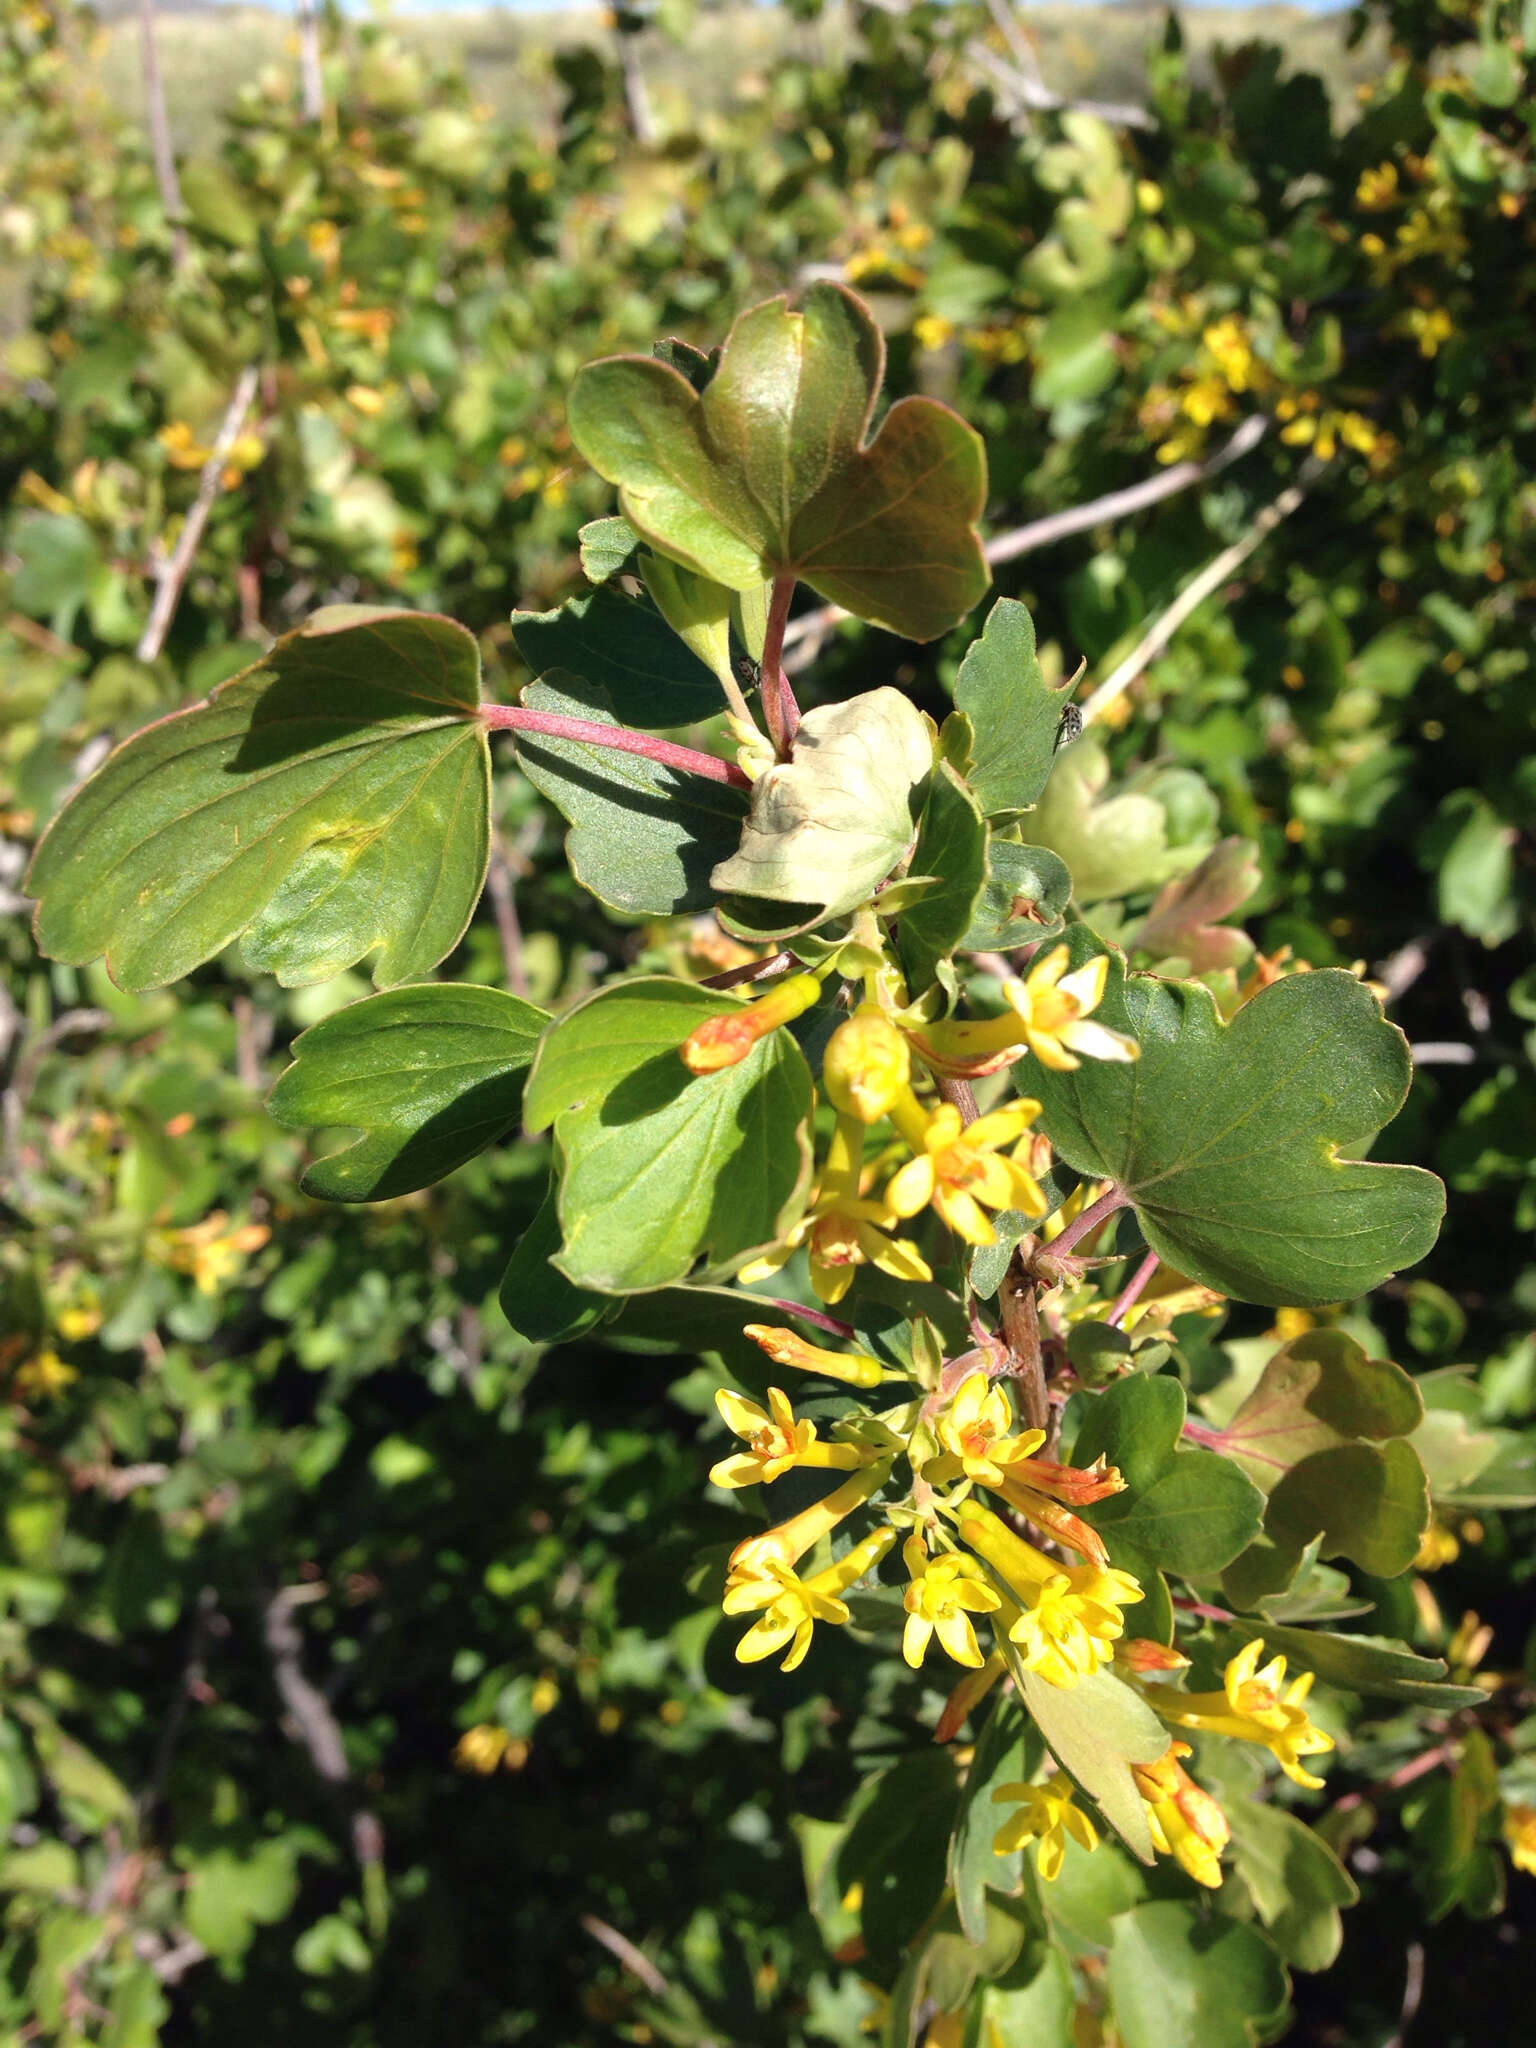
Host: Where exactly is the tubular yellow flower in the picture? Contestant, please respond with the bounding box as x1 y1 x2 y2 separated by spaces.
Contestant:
1115 1637 1193 1677
906 949 1137 1079
742 1324 890 1389
901 1534 1002 1670
991 1779 1098 1879
822 1007 911 1125
960 1505 1142 1688
885 1092 1046 1247
737 1109 933 1305
708 1386 869 1489
1132 1742 1230 1888
727 1457 895 1583
725 1525 897 1672
991 1449 1127 1566
681 972 823 1075
928 1370 1047 1487
1001 949 1140 1073
1150 1637 1335 1788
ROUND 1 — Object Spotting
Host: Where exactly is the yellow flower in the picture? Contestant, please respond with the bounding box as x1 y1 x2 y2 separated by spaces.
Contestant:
709 1385 869 1489
885 1094 1046 1248
1202 316 1260 393
913 313 956 352
1002 949 1140 1073
991 1779 1098 1879
725 1525 897 1672
1132 1742 1230 1888
1404 304 1454 358
929 1370 1046 1487
158 421 210 469
901 1535 1001 1670
738 1108 931 1304
1415 1519 1460 1571
13 1349 77 1401
1356 162 1400 211
727 1459 895 1583
1151 1637 1335 1788
682 972 823 1074
960 1505 1141 1688
1180 374 1232 427
1504 1802 1536 1877
454 1724 510 1773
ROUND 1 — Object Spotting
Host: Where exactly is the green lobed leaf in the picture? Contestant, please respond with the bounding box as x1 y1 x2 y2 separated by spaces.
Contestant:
523 977 813 1291
1225 1795 1358 1973
898 761 989 995
961 840 1073 952
1106 1902 1290 2048
577 515 640 584
29 608 491 991
567 283 989 641
1070 1375 1264 1574
1017 1666 1168 1864
513 674 748 917
951 597 1067 821
1015 736 1203 905
267 983 547 1200
510 585 724 727
1027 930 1446 1306
1263 1438 1429 1578
711 687 933 916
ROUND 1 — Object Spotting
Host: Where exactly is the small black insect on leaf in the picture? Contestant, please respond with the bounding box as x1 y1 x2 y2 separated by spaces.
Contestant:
1055 704 1084 750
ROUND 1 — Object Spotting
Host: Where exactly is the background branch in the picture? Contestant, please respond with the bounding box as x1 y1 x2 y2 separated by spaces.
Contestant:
138 367 261 663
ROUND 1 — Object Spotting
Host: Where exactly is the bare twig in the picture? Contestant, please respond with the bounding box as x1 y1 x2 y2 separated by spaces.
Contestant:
1080 457 1323 727
264 1585 386 1892
998 1251 1048 1433
294 0 325 122
138 367 261 662
3 1009 111 1168
139 0 188 272
966 35 1146 130
782 417 1270 665
232 993 273 1092
1408 1042 1476 1066
1376 929 1441 1003
1386 1941 1426 2048
614 22 657 146
485 841 531 999
580 1912 670 1998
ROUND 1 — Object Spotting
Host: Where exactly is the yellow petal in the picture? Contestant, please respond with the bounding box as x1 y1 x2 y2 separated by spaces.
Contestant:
885 1155 936 1218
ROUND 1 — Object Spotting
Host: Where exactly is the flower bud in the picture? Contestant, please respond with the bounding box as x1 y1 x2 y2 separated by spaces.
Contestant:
821 1007 911 1124
743 1324 889 1389
682 973 822 1075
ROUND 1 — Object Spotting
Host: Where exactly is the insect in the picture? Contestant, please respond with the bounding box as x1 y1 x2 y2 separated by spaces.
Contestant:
735 655 762 691
1055 703 1084 750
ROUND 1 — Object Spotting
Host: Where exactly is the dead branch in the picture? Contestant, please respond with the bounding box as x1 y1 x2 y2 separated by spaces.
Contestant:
264 1584 386 1885
138 366 261 663
139 0 188 272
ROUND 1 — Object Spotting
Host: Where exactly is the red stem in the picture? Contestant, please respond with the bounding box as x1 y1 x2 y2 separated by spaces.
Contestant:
761 576 801 757
1107 1248 1161 1328
482 703 752 790
1047 1185 1129 1260
754 1295 855 1341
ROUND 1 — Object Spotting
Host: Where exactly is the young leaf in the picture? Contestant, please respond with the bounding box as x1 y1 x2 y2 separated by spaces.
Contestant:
1014 736 1200 905
513 674 748 917
961 841 1072 952
1128 836 1262 973
577 515 639 585
1212 1329 1425 1491
898 762 989 994
1106 1902 1290 2048
511 586 725 727
268 982 548 1200
1017 1666 1168 1864
1264 1438 1430 1577
951 597 1067 821
29 608 490 991
567 283 989 641
1027 932 1445 1305
523 977 813 1291
711 687 933 917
